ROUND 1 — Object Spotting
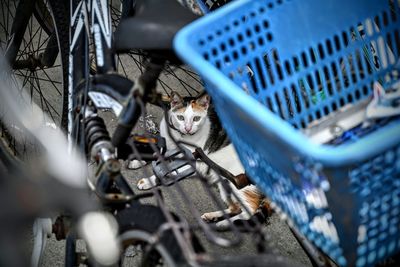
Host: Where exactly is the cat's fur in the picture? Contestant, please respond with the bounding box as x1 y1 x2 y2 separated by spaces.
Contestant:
136 92 268 229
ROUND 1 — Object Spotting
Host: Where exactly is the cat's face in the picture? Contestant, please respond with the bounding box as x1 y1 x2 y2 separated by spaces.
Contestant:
169 92 210 135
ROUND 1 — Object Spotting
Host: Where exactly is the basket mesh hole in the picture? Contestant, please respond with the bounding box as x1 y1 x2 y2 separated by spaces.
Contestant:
228 38 235 47
355 50 365 79
332 102 337 111
348 56 357 84
277 0 283 4
249 67 258 93
258 37 264 46
318 44 325 60
273 50 284 80
284 60 292 75
238 33 244 42
323 106 329 115
326 39 333 55
241 46 247 55
334 35 341 51
394 30 400 56
293 56 300 72
233 20 239 27
291 84 301 113
301 52 308 67
374 15 381 29
383 11 389 26
220 43 226 51
306 74 315 96
342 31 349 46
263 53 275 85
266 97 273 111
255 57 267 89
323 66 333 95
233 51 239 59
266 32 273 41
284 88 293 117
246 29 252 37
267 2 274 9
307 47 315 63
274 92 284 118
355 89 361 100
362 85 369 96
263 20 269 28
224 55 230 63
339 97 345 107
254 24 261 33
316 110 321 119
259 7 265 13
250 41 256 51
389 1 397 22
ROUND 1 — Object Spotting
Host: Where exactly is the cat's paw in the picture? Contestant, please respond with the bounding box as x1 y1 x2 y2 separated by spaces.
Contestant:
137 176 157 190
215 220 231 231
127 160 147 170
201 212 220 223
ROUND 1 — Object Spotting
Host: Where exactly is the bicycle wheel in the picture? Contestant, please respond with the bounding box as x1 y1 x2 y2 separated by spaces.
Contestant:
109 0 204 98
117 204 204 267
0 0 69 159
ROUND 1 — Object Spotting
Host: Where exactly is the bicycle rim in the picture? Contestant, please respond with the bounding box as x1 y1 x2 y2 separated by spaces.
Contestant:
0 0 66 160
109 0 204 98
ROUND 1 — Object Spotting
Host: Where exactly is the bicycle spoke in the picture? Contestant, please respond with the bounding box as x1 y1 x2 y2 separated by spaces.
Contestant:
15 71 62 87
37 68 62 95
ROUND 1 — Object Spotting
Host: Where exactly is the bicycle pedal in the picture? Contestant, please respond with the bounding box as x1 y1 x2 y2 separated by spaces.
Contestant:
152 146 195 186
117 134 166 161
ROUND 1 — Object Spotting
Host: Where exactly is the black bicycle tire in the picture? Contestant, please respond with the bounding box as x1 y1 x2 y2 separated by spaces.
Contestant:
47 0 70 131
116 204 204 266
33 1 53 35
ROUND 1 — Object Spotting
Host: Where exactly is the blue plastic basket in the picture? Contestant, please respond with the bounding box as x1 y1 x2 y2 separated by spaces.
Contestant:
175 0 400 266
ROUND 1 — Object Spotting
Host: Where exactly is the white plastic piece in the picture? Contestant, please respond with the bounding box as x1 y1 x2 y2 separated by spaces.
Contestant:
78 212 120 266
31 218 52 267
88 91 123 116
366 82 400 119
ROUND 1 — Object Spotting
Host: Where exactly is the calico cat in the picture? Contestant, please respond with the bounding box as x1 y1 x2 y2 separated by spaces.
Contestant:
136 92 270 229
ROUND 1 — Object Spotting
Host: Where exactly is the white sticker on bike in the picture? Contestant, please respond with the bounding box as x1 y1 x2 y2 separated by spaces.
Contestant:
88 92 122 116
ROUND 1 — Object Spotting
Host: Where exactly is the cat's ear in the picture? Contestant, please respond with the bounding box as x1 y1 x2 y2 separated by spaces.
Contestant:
195 94 210 110
170 91 183 109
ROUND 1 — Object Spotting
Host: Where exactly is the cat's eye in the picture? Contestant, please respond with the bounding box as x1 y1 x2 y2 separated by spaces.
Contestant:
193 116 201 122
177 115 185 121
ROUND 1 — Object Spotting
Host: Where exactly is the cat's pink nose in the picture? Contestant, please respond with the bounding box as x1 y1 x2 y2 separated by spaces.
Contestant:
185 125 192 132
